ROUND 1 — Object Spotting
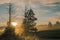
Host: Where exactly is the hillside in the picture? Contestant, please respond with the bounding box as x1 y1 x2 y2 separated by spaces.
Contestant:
36 29 60 39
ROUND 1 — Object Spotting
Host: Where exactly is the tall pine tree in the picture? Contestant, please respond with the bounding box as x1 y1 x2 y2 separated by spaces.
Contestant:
23 8 37 35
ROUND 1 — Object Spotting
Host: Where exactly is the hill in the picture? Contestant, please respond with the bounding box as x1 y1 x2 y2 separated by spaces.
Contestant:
36 29 60 39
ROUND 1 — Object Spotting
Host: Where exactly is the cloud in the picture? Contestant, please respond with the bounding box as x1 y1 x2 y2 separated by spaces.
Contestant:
51 2 60 4
47 17 59 23
56 12 60 20
0 0 9 4
40 16 60 24
38 0 60 5
56 12 60 15
47 2 60 6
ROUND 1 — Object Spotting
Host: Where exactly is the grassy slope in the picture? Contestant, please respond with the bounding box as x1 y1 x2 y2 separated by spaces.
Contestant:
36 29 60 39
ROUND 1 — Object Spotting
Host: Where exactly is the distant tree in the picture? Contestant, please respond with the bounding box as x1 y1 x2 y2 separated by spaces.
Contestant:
54 21 60 27
48 22 52 27
23 8 37 35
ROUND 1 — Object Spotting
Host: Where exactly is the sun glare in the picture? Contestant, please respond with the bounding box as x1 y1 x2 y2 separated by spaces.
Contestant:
11 22 17 26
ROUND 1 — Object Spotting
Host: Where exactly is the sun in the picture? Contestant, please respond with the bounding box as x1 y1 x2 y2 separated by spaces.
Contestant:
11 22 18 26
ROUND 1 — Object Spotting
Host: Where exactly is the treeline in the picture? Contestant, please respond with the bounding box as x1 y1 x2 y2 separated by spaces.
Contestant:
48 21 60 27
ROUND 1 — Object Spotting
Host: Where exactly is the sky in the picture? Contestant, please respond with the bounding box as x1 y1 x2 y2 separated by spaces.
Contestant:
0 0 60 26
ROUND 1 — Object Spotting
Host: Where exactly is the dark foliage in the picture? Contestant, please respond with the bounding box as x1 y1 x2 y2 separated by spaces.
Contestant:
23 8 37 35
54 21 60 27
0 26 21 40
48 22 52 27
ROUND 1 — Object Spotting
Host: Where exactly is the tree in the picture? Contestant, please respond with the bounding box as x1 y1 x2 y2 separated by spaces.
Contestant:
54 21 60 27
48 22 52 27
23 8 37 35
0 3 21 40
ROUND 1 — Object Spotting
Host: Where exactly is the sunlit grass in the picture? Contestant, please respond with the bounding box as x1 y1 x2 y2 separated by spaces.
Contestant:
0 27 5 35
15 26 24 35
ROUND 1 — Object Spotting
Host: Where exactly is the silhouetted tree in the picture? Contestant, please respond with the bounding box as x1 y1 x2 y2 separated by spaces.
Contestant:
0 3 21 40
23 8 37 35
48 22 52 27
0 22 22 40
54 21 60 27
